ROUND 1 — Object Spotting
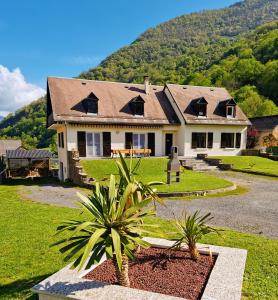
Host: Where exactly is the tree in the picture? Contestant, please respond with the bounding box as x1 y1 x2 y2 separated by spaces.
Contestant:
259 60 278 103
234 86 278 117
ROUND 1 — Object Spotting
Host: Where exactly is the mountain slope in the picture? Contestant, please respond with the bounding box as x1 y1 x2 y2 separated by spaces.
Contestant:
188 21 278 117
80 0 278 84
0 98 56 149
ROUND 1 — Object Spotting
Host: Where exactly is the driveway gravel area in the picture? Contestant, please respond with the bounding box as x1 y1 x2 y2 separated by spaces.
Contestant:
20 172 278 238
157 172 278 239
19 183 82 208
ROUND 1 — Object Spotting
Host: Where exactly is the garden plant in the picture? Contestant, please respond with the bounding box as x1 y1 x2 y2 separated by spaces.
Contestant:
172 210 220 260
53 157 163 287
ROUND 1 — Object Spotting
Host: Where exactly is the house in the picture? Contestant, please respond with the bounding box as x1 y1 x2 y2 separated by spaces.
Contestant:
249 115 278 149
0 139 21 156
46 76 250 181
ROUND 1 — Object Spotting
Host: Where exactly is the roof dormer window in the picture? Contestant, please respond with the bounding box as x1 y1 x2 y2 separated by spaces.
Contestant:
195 97 208 117
130 95 145 116
226 99 236 118
83 92 99 115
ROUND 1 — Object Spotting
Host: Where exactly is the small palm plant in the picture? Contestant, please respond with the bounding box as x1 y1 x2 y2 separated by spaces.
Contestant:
172 210 220 261
53 174 156 287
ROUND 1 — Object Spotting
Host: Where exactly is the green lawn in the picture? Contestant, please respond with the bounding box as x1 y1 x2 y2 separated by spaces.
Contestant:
211 156 278 177
0 182 277 299
81 158 232 192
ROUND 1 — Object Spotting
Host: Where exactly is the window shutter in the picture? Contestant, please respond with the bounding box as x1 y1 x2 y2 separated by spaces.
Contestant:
147 133 155 156
103 132 111 156
77 131 86 157
61 132 64 148
207 132 213 148
235 133 241 148
125 132 133 149
192 133 197 149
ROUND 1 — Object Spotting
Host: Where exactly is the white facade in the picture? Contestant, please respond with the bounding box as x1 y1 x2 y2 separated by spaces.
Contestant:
56 122 247 181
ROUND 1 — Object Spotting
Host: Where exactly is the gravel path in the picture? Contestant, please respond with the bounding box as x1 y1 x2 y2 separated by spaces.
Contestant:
20 172 278 238
157 172 278 239
20 183 82 208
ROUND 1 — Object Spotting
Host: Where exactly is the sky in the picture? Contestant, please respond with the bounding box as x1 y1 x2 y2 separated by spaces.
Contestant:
0 0 239 116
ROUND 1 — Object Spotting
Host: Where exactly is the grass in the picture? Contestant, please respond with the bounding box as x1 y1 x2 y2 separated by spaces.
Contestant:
211 156 278 177
81 158 232 192
0 182 277 299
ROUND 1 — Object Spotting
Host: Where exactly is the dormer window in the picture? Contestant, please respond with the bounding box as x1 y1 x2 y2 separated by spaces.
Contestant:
83 92 99 115
226 99 236 118
195 97 208 117
130 95 145 116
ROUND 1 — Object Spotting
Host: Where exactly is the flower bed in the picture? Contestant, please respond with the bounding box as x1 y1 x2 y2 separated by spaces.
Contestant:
84 247 216 300
32 238 247 300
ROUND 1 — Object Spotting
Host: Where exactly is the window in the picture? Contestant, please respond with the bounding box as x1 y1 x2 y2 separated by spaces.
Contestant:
192 132 213 149
58 132 64 148
83 92 99 115
192 133 206 148
221 133 235 148
133 133 145 149
130 96 145 116
86 133 101 157
235 133 241 148
227 106 235 118
194 97 208 117
225 99 237 118
86 99 98 114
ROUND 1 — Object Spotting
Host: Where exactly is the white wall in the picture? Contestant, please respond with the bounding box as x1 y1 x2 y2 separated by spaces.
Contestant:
66 124 180 158
183 124 247 157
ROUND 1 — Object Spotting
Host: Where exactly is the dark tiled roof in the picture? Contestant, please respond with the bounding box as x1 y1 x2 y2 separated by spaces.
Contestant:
249 115 278 131
6 148 53 159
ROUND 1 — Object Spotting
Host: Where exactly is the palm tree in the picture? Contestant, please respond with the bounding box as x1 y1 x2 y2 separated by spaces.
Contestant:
172 210 220 260
53 174 157 287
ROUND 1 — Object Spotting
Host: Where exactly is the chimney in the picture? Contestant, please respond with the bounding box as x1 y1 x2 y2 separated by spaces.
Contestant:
144 75 150 95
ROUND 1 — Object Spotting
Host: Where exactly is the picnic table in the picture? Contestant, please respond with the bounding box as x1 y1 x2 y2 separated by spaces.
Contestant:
111 149 151 157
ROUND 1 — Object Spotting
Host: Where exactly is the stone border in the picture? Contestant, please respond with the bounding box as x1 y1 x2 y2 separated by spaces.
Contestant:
32 238 247 300
232 168 278 178
157 183 237 198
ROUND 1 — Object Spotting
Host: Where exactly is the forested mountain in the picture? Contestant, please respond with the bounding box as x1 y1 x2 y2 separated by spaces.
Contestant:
0 0 277 148
80 0 278 84
189 21 278 117
0 98 56 150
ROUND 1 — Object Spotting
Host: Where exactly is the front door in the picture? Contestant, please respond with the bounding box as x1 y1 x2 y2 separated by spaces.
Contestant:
102 132 111 157
165 133 173 156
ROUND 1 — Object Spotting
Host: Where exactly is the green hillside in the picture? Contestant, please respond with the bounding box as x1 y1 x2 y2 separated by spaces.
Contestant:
0 98 56 150
80 0 278 85
189 21 278 117
0 0 277 148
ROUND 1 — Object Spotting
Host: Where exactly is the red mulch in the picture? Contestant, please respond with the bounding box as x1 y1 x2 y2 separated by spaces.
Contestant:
84 247 216 299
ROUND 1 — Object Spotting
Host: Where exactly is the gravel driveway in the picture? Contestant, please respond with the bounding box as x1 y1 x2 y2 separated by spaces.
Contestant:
157 172 278 239
20 172 278 239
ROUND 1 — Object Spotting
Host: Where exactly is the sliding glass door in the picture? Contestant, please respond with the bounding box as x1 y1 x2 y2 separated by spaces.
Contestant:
133 133 145 149
86 132 101 157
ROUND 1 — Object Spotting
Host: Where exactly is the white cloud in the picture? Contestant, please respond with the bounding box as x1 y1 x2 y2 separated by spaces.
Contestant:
0 65 45 116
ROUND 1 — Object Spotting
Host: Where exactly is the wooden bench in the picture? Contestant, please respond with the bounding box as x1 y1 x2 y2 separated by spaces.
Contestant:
111 149 151 157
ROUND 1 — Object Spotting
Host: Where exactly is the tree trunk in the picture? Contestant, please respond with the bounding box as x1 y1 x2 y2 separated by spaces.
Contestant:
189 243 199 261
113 254 130 287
